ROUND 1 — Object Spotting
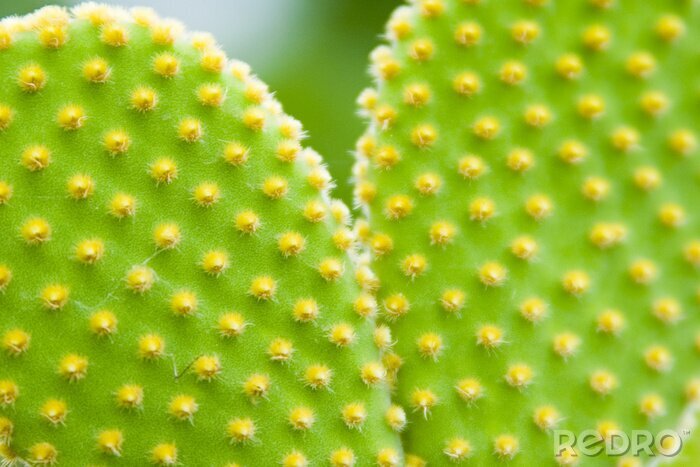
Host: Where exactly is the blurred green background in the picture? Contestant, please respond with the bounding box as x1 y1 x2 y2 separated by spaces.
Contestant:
1 0 401 203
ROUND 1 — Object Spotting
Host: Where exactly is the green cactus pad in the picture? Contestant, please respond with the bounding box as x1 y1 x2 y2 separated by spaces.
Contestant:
354 0 700 465
0 5 401 465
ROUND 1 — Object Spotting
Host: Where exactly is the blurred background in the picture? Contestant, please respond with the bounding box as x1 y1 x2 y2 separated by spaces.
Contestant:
2 0 401 203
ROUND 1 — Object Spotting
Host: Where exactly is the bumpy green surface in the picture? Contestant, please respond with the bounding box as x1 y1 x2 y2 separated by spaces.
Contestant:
0 5 401 465
355 0 700 465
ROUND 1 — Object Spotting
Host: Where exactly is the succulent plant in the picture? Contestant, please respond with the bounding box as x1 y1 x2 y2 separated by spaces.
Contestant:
353 0 699 465
2 0 699 465
0 4 402 465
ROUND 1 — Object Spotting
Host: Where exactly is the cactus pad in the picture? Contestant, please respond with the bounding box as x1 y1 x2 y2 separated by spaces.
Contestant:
0 5 400 465
355 0 700 465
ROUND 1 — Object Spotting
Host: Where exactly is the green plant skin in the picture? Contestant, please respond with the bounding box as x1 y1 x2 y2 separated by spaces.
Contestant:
0 6 400 465
355 0 700 465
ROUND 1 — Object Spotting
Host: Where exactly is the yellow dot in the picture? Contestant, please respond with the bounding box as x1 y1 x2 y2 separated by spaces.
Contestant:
444 438 472 462
153 223 181 250
473 116 500 140
267 337 294 362
415 173 442 196
411 388 438 417
330 448 356 467
507 148 534 172
385 195 413 220
126 266 155 294
198 250 228 276
193 355 221 381
562 270 590 296
511 20 540 45
342 402 367 429
74 238 105 265
318 257 344 281
243 107 265 131
282 451 308 467
440 289 465 313
289 406 314 430
469 197 495 222
97 429 123 456
656 15 685 42
0 265 11 292
150 20 180 46
479 262 507 286
411 124 437 148
417 332 443 359
494 434 519 459
577 94 605 119
582 24 611 51
249 276 276 300
242 373 269 399
67 174 95 200
0 380 19 406
633 166 662 192
109 193 137 218
150 159 179 185
525 194 553 221
453 72 481 96
360 361 386 386
404 83 431 107
153 53 180 78
83 57 111 83
652 298 682 325
21 145 51 172
458 155 487 180
130 87 158 112
354 294 378 319
500 61 527 85
589 223 627 249
262 176 288 199
328 323 356 347
222 142 249 166
686 380 700 403
28 442 57 465
555 53 584 79
115 384 144 409
384 294 410 320
218 312 247 338
40 284 69 310
37 23 68 49
305 364 332 390
590 370 618 395
553 333 581 358
454 21 481 46
100 24 129 47
505 364 533 389
476 325 504 349
455 378 483 404
2 329 30 356
581 176 610 202
668 129 697 156
658 203 685 228
524 104 551 128
429 221 456 246
190 182 221 207
640 393 665 418
102 129 131 156
89 309 117 337
21 218 51 245
385 405 406 432
138 334 165 360
520 298 547 323
293 298 319 323
196 82 225 107
534 406 560 430
595 309 624 336
169 290 197 317
201 48 227 73
409 39 434 61
226 418 256 444
611 127 639 152
626 52 656 78
402 254 427 279
640 91 669 117
0 104 13 132
177 117 203 143
18 64 47 93
39 399 67 426
0 26 13 51
58 354 88 381
374 145 401 169
597 421 621 441
151 443 178 466
234 210 261 234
